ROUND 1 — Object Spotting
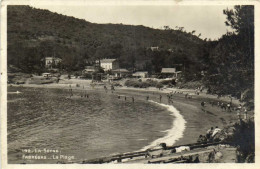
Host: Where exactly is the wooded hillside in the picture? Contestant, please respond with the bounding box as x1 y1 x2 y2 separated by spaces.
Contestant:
7 5 205 73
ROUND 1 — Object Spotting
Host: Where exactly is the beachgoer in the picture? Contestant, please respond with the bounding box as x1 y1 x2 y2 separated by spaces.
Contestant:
227 103 231 112
159 95 162 103
159 143 167 150
185 93 188 99
197 135 207 143
201 101 205 107
209 101 212 106
221 103 226 111
104 86 108 93
237 104 242 111
212 126 221 138
111 85 115 93
243 108 248 120
132 97 135 103
206 127 214 139
175 146 190 153
146 96 149 101
125 96 127 101
118 95 120 99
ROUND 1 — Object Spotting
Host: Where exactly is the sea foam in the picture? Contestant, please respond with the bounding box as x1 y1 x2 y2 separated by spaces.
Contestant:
140 100 186 151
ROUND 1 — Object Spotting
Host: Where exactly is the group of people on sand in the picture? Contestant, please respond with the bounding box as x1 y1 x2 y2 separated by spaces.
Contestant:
208 101 233 112
202 100 248 120
197 126 222 143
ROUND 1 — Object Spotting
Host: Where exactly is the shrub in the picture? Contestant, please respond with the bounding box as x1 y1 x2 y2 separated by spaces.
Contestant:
125 79 159 88
156 82 164 89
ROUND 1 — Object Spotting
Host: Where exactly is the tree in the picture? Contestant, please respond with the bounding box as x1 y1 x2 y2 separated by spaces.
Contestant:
204 5 254 98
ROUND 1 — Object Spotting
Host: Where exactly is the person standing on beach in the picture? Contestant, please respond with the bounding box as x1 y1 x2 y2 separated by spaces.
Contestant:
206 127 214 140
159 95 162 103
125 96 127 101
227 103 231 112
132 96 135 103
146 96 149 101
201 101 205 107
243 108 248 120
111 85 115 93
104 85 108 93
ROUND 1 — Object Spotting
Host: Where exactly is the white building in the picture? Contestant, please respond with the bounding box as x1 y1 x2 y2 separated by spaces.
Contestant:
150 46 159 51
43 57 62 68
99 59 119 71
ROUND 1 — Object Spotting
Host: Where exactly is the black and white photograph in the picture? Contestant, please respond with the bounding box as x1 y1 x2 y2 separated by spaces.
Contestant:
1 1 258 166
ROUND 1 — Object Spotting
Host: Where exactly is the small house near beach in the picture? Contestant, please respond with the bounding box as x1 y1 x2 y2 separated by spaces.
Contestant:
112 69 130 78
132 71 148 78
161 68 182 78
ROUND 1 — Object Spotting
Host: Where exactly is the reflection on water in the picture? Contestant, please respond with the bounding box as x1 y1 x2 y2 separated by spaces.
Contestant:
7 86 173 164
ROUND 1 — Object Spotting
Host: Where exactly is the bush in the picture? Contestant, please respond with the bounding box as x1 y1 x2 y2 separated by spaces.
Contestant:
224 120 255 163
124 79 161 88
156 82 164 89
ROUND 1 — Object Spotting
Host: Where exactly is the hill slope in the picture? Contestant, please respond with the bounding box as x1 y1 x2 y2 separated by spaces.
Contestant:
7 5 205 73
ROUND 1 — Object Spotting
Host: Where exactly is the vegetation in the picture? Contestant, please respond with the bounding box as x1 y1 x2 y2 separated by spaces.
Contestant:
7 5 254 104
7 5 204 74
202 6 254 102
125 79 163 88
223 120 255 162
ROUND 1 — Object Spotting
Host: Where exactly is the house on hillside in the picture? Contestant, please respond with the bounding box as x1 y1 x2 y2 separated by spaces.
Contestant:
98 59 119 71
150 46 159 51
112 69 130 78
43 57 62 68
161 68 181 78
132 71 148 78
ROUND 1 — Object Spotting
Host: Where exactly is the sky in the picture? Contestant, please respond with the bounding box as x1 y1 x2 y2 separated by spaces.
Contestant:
32 5 234 39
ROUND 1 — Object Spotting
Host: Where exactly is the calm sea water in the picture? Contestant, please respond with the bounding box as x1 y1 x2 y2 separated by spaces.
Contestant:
7 86 174 164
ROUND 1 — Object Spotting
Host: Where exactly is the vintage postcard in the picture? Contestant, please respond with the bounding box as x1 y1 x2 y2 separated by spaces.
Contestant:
1 0 259 169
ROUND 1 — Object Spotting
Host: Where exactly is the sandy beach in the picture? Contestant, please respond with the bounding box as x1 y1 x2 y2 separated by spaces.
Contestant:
113 87 239 147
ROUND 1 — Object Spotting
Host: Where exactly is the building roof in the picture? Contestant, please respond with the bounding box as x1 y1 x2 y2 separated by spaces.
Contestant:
161 68 176 73
44 57 62 60
132 71 148 75
100 59 117 63
112 69 129 73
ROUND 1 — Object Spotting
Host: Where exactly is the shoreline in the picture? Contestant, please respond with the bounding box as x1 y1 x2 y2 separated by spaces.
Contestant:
140 101 186 151
8 83 239 149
